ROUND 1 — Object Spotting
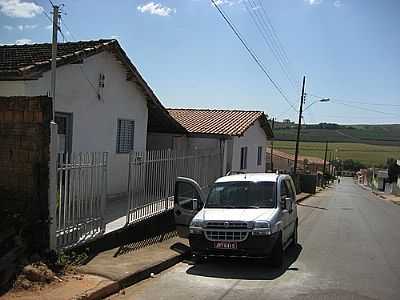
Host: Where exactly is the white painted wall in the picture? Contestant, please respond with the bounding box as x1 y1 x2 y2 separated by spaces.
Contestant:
231 120 268 173
0 81 27 95
0 51 148 196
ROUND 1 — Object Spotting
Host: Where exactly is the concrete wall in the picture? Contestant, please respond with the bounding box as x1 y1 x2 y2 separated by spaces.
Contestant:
0 51 148 196
0 96 52 287
232 120 267 173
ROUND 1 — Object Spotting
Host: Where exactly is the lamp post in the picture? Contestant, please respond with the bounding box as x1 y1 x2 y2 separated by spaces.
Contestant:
293 80 330 176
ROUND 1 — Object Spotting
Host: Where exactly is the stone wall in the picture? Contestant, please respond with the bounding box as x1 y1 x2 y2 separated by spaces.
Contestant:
0 96 52 288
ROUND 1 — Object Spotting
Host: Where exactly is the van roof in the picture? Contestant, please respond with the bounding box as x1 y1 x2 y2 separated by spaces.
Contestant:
215 173 285 183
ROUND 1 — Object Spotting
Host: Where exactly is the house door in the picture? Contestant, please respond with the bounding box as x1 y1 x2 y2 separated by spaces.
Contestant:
55 112 73 153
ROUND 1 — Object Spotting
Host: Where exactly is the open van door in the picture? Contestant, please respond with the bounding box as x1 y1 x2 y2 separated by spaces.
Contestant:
174 177 205 238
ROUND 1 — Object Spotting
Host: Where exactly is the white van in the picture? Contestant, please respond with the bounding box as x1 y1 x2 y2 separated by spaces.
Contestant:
174 173 298 267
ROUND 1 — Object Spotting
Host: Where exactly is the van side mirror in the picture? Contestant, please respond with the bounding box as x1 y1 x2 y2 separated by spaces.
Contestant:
280 196 286 209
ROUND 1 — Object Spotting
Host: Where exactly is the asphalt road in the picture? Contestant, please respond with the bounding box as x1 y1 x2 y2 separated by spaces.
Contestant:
110 178 400 300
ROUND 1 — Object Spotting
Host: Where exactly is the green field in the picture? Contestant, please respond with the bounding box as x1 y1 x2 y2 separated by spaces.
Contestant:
273 124 400 146
273 141 400 167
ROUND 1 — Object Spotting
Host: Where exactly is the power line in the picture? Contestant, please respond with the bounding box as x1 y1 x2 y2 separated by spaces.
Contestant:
251 0 299 87
57 15 99 98
242 0 297 91
309 93 400 107
308 93 399 116
256 0 293 73
333 101 399 116
210 0 298 113
42 9 68 42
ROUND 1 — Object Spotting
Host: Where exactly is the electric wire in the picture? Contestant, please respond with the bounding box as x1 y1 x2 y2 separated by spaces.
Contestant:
242 0 297 91
210 0 298 113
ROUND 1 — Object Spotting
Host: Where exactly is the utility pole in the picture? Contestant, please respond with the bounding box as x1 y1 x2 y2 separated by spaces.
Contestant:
270 118 275 172
293 76 306 176
51 5 59 122
328 151 332 175
323 141 328 174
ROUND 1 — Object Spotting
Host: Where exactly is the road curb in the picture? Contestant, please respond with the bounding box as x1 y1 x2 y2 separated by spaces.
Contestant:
75 249 190 300
296 194 312 203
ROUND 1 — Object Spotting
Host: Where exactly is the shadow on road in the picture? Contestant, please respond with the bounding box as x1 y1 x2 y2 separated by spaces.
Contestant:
185 244 302 280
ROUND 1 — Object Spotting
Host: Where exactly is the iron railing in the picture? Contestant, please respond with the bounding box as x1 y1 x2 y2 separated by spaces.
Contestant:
127 148 222 224
56 152 108 248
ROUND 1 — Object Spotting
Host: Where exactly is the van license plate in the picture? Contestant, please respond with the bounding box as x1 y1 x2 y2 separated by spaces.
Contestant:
214 242 237 249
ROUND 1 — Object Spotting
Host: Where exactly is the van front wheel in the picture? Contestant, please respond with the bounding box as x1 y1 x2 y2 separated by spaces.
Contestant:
270 232 284 268
292 221 298 247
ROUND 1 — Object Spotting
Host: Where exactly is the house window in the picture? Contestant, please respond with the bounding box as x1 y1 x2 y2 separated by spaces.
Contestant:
117 119 135 153
257 146 263 166
240 147 248 170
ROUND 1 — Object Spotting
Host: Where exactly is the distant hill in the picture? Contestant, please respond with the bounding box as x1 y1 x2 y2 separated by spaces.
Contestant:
273 123 400 146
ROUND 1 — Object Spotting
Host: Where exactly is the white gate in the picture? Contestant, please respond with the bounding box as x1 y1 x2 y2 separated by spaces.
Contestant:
127 148 222 224
56 152 108 249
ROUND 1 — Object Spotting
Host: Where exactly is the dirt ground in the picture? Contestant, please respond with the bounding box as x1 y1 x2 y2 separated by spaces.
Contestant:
0 274 109 300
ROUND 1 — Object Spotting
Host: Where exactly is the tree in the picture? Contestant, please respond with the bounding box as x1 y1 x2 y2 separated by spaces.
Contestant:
386 158 400 183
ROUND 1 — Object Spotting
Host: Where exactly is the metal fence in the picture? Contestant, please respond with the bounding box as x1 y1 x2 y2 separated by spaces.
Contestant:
127 148 222 224
56 152 108 249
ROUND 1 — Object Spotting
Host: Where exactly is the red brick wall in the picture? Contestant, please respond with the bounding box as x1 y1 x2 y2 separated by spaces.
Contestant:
0 96 52 256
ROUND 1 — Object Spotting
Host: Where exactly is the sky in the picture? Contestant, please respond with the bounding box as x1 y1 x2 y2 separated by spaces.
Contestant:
0 0 399 124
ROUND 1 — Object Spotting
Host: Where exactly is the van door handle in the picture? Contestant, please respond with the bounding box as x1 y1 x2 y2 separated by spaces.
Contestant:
175 210 181 216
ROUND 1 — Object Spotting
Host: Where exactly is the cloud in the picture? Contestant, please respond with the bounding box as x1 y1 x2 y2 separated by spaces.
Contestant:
333 0 343 8
137 2 176 16
17 23 37 30
3 24 13 30
45 24 52 30
15 38 33 44
304 0 322 5
212 0 235 6
0 0 44 18
110 35 120 39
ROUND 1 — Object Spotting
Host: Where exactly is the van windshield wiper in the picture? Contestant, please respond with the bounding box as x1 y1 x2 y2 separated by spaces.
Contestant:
205 205 239 209
232 206 260 209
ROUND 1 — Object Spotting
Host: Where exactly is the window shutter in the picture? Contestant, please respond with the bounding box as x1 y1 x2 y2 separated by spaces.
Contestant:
117 119 135 153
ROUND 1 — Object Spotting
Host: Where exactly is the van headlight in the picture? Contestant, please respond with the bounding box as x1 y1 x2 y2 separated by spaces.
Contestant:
252 221 271 235
189 219 204 234
254 221 270 229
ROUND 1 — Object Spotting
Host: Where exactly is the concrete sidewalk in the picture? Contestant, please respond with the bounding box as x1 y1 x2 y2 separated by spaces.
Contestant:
75 235 190 299
357 183 400 205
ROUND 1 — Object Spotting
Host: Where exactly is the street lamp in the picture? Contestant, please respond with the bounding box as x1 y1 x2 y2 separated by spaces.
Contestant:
303 98 330 112
293 77 330 176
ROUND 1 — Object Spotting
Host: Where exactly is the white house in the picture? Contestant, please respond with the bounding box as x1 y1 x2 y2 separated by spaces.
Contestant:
0 39 185 197
148 109 273 174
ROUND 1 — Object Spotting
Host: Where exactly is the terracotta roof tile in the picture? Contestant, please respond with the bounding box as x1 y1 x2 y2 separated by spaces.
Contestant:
167 108 272 137
0 39 115 77
0 39 186 134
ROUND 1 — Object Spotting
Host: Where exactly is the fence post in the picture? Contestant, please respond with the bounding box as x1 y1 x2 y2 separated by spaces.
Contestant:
48 121 58 251
100 152 108 232
164 149 171 210
126 152 133 226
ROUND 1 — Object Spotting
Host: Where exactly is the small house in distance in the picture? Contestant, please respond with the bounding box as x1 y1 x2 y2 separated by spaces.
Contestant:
160 108 273 174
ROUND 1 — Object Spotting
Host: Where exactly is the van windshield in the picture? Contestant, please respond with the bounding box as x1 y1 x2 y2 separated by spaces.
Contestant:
205 181 276 209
